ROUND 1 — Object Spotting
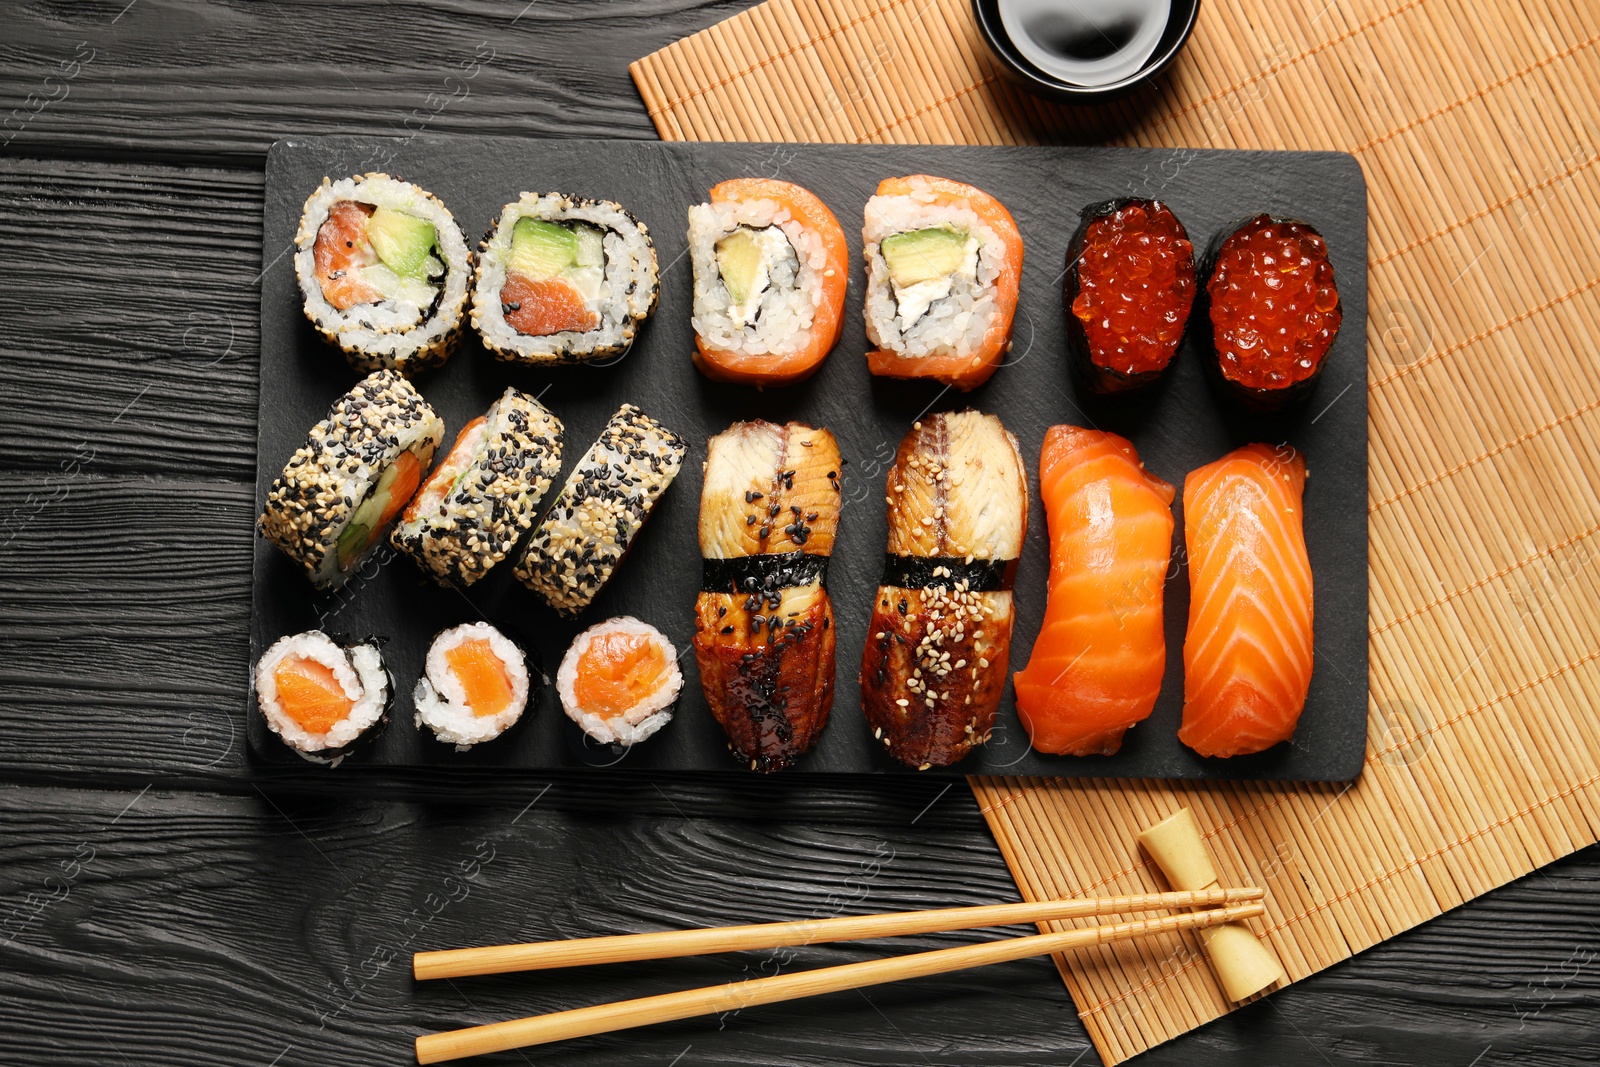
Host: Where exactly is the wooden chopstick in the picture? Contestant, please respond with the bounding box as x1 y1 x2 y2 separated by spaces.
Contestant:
413 886 1263 980
415 901 1265 1063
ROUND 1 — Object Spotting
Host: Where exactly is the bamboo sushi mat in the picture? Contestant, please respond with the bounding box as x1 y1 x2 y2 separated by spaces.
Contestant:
631 1 1600 1060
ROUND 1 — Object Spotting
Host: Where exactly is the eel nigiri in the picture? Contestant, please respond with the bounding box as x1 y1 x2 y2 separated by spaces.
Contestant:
689 179 849 386
863 176 1024 391
859 411 1027 769
1180 443 1314 757
1013 426 1174 756
694 421 842 772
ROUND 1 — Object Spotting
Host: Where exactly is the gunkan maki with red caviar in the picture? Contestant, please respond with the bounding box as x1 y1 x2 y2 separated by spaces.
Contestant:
1064 199 1195 394
1201 214 1342 412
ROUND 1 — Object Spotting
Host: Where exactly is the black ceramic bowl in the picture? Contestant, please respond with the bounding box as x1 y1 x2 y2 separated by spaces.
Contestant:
971 0 1200 103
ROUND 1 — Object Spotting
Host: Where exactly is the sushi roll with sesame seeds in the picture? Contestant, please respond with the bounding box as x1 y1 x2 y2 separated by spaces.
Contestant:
255 631 389 766
295 173 472 376
513 404 688 616
258 369 444 590
414 622 532 749
557 617 682 745
471 192 659 365
390 388 564 587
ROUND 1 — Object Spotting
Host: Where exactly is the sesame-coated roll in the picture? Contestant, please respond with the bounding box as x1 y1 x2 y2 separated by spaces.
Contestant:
390 388 564 587
258 370 444 590
295 173 472 376
513 404 687 616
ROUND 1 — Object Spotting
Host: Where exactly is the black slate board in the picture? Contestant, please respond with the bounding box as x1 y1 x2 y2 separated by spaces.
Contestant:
253 136 1367 781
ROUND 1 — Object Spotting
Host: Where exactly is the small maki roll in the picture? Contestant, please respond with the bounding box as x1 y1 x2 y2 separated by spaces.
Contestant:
1201 214 1342 412
471 192 659 365
259 370 444 590
558 617 682 745
295 173 471 375
1065 199 1195 394
514 404 688 616
863 175 1024 391
255 631 388 765
414 622 531 748
390 388 564 587
688 178 848 386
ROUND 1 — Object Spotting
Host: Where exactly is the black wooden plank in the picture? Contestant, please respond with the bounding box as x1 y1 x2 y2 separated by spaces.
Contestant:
1 784 1596 1067
0 0 747 167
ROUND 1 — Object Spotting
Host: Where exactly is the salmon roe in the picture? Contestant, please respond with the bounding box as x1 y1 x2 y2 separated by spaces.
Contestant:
1071 200 1195 376
1207 215 1340 390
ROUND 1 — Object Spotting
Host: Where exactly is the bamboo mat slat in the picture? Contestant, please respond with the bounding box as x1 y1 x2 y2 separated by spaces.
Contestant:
631 1 1600 1060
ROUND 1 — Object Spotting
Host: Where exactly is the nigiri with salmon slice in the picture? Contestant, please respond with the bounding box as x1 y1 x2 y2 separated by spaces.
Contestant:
689 179 849 386
1180 443 1314 758
1013 426 1175 756
863 175 1024 390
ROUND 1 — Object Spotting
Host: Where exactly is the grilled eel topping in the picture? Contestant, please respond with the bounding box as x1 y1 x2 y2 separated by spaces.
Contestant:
693 421 843 772
859 411 1027 769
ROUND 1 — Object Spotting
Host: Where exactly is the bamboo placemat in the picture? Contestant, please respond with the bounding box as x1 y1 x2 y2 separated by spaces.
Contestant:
632 1 1600 1061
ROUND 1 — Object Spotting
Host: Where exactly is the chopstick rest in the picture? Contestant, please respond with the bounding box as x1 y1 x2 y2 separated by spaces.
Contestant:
1138 807 1286 1000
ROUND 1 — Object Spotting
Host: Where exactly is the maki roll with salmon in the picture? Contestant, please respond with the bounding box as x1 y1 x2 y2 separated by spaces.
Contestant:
295 173 471 375
689 179 848 386
558 617 682 745
472 192 659 365
258 370 444 590
1201 215 1342 412
514 404 688 616
1064 199 1195 394
414 622 532 749
390 387 564 587
863 176 1023 391
694 421 842 772
859 411 1028 769
255 631 389 765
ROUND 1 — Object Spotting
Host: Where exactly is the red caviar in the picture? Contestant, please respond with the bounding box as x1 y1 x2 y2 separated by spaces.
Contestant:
1070 200 1195 377
1207 215 1340 391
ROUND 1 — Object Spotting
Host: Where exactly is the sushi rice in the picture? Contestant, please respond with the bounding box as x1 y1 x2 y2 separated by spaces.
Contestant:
689 196 827 360
472 192 659 365
255 631 389 764
258 370 444 590
294 173 472 375
414 622 531 749
557 617 682 746
863 180 1007 363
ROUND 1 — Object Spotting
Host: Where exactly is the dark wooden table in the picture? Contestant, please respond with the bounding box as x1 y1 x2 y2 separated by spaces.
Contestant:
1 3 1596 1064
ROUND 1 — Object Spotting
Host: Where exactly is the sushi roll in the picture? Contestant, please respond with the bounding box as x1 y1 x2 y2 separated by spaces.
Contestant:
688 178 848 386
258 370 444 590
514 404 687 616
1200 214 1342 412
255 630 388 765
558 617 682 745
1064 199 1195 394
863 175 1024 391
414 622 531 749
390 388 564 587
859 411 1028 769
295 173 471 375
1012 427 1175 756
1180 444 1314 757
471 192 659 365
694 421 842 773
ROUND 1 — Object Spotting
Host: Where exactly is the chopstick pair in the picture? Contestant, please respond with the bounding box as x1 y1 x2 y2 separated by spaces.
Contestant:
413 886 1265 1063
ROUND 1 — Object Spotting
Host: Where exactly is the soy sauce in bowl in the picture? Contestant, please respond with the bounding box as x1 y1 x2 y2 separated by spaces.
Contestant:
999 0 1170 87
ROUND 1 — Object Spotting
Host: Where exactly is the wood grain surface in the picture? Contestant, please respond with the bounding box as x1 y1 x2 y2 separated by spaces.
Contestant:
0 1 1596 1065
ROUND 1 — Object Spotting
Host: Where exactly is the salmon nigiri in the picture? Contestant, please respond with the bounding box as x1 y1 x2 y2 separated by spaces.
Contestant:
863 175 1024 390
1180 443 1314 757
1013 426 1174 756
689 178 849 386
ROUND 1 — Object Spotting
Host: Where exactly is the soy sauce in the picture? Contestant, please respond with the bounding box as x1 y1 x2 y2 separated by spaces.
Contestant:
998 0 1171 88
